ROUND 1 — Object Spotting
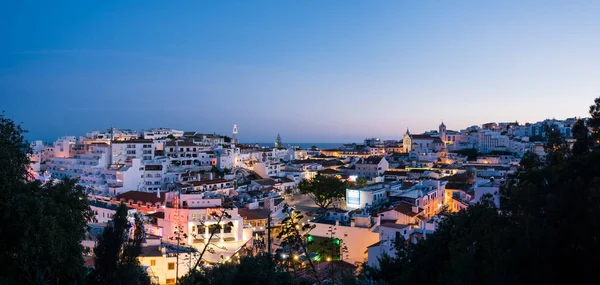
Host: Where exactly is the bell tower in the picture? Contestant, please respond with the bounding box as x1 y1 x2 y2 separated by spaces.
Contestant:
232 124 238 144
439 122 447 144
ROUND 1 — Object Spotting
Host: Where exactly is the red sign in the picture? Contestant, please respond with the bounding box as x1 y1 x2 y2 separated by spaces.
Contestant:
206 208 222 216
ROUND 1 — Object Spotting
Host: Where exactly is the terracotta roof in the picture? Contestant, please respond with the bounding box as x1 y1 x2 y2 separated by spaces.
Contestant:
145 212 165 219
367 240 384 248
139 245 163 257
380 222 409 230
114 191 166 204
280 177 295 183
238 209 271 220
384 170 407 176
357 156 384 164
260 186 278 192
319 169 341 175
411 134 433 140
393 202 423 217
186 179 230 186
253 178 279 186
445 182 473 191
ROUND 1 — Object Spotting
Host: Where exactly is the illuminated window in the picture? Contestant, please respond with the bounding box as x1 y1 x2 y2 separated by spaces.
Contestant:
168 262 175 270
166 278 175 284
150 260 156 266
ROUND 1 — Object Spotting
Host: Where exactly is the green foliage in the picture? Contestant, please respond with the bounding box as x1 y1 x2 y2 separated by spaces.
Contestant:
360 96 600 285
88 204 151 285
179 253 298 285
306 236 341 261
453 148 478 160
0 114 94 284
589 96 600 135
355 177 367 188
572 119 590 156
277 205 323 285
298 174 347 210
529 135 544 142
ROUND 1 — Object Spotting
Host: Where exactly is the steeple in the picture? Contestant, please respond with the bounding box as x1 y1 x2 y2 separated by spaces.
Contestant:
232 124 238 144
439 121 447 144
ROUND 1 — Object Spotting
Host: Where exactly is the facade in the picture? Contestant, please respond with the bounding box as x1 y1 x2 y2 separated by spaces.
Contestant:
353 156 389 178
143 128 184 140
252 162 281 178
111 139 155 164
158 194 253 263
164 141 215 167
346 184 388 209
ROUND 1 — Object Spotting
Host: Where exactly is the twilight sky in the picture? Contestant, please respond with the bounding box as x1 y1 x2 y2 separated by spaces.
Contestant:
1 1 599 143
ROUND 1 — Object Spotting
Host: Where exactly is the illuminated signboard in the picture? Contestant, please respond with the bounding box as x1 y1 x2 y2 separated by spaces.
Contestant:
347 190 360 206
206 208 222 216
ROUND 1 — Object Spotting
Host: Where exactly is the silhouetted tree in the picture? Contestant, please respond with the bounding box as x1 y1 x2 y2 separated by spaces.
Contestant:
572 119 590 156
179 253 298 285
88 203 150 285
360 96 600 285
0 113 94 284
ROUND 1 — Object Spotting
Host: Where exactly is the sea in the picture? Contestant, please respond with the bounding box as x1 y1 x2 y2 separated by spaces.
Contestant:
249 143 347 150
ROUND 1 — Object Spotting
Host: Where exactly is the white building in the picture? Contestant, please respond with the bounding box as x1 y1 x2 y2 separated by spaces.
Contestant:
143 128 184 140
346 184 388 209
157 194 253 264
111 139 156 164
252 162 281 178
164 141 215 168
47 143 111 180
352 156 389 179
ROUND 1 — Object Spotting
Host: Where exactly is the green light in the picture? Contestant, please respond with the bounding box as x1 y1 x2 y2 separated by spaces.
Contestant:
333 238 340 246
307 235 314 243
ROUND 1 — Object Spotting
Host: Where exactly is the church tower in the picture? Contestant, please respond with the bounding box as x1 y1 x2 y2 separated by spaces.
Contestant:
402 129 412 153
232 124 238 144
439 122 447 144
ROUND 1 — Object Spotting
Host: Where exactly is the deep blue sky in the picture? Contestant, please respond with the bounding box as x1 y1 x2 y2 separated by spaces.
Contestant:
1 1 599 143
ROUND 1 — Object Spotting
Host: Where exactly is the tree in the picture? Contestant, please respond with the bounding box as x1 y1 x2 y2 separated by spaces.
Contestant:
275 134 283 148
298 174 347 211
179 252 297 285
359 97 600 285
572 119 590 156
88 203 151 285
277 205 322 285
190 208 233 271
588 96 600 137
0 114 94 284
355 177 367 188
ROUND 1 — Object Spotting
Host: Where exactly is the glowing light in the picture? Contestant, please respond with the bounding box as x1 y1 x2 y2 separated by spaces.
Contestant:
294 255 299 261
327 257 331 262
